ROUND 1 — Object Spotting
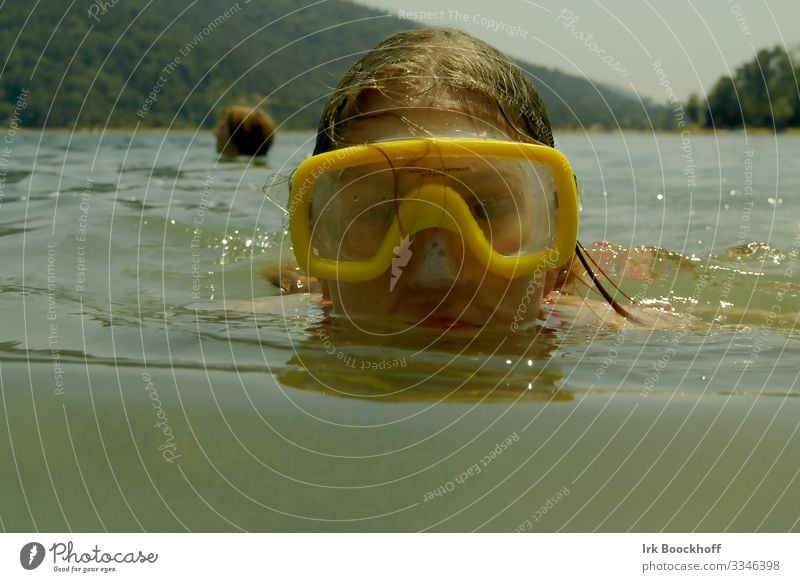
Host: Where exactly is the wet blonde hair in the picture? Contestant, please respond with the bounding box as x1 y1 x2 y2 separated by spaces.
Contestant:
313 28 553 154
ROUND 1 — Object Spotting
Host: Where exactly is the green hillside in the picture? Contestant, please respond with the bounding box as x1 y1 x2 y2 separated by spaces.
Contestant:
0 0 672 130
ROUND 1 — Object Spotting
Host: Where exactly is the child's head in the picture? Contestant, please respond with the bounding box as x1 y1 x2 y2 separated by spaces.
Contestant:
294 28 576 328
313 28 554 154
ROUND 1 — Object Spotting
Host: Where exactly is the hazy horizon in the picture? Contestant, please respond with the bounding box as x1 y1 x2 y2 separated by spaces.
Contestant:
351 0 800 104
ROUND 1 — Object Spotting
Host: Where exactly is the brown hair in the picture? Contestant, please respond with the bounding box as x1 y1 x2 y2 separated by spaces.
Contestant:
313 28 552 154
214 105 275 157
312 28 634 319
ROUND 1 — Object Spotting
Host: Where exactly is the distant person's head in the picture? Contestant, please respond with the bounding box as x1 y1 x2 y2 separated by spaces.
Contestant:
214 105 275 157
289 28 580 328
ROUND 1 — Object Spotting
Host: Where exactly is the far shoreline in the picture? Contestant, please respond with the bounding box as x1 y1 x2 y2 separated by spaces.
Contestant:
12 125 800 136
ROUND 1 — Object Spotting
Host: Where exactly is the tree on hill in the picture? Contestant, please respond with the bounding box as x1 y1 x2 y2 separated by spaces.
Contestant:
698 45 800 129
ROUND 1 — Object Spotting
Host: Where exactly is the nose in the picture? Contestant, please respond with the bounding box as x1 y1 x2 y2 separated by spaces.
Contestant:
407 229 462 290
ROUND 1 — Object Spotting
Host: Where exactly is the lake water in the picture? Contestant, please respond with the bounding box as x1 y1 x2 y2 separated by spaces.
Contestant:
0 129 798 532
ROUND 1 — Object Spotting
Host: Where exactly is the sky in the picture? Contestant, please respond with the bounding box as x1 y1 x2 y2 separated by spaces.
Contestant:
351 0 800 102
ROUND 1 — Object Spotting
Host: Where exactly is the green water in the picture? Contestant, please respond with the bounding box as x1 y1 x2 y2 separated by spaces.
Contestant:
0 130 798 531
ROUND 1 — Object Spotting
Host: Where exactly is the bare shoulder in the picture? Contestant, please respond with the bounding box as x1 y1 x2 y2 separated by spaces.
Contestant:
260 261 322 294
227 293 325 316
545 292 689 330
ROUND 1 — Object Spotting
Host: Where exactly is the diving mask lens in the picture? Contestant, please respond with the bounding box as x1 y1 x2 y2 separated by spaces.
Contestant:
307 155 560 263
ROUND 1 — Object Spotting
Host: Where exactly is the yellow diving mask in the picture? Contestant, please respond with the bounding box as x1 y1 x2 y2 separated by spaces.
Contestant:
288 137 579 282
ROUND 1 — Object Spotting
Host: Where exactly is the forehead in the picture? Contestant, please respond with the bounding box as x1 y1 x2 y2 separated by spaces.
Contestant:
340 89 517 144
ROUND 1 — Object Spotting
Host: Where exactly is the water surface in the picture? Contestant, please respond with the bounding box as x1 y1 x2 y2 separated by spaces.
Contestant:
0 130 798 531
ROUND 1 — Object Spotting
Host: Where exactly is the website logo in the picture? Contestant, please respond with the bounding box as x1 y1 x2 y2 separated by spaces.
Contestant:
20 542 46 570
390 235 413 292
